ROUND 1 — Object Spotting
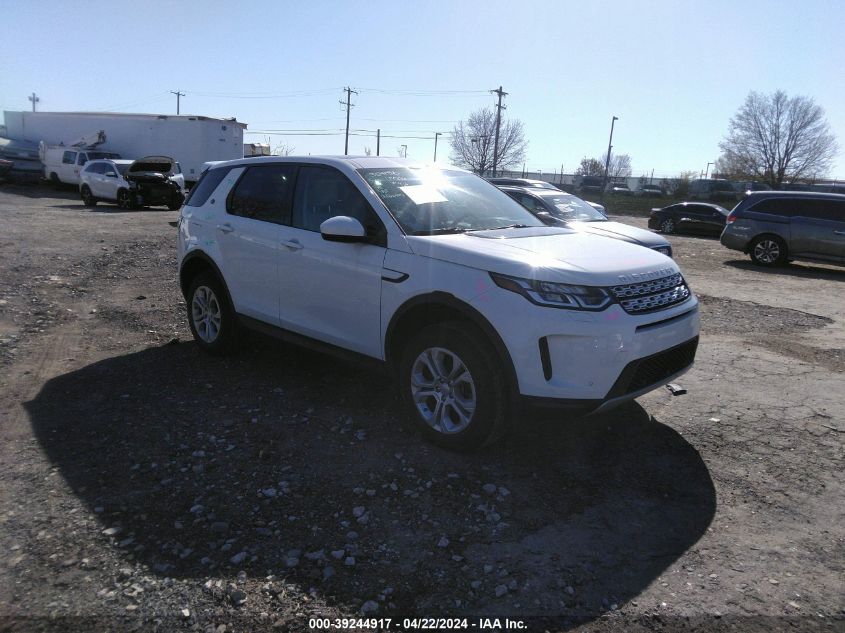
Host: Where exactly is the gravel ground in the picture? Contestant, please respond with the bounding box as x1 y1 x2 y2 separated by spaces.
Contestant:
0 185 843 632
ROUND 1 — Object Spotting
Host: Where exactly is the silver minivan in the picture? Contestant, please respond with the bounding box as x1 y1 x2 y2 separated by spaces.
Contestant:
720 191 845 266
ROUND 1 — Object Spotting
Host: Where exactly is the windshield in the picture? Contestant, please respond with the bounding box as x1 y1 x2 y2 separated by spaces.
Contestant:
538 193 607 222
89 152 120 160
360 167 543 234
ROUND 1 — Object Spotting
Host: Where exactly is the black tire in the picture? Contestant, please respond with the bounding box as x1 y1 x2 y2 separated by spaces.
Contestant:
186 272 237 355
659 217 676 234
398 321 510 452
749 235 787 267
80 185 97 207
49 173 61 189
117 189 137 210
167 193 184 211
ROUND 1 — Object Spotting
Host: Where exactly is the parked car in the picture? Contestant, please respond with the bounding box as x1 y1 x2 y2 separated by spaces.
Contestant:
498 186 672 256
607 182 633 196
649 202 729 236
720 191 845 267
578 175 604 194
637 184 664 197
688 179 738 202
79 159 134 208
486 177 559 190
178 157 699 450
42 147 122 186
125 156 186 210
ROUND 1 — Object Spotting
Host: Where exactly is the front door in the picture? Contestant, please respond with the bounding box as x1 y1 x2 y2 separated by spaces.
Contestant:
276 165 386 358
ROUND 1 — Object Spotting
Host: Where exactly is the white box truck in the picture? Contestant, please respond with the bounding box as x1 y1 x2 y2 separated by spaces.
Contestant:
3 111 248 185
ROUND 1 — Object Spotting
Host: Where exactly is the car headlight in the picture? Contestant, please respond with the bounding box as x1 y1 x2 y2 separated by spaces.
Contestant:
490 273 613 310
653 245 673 257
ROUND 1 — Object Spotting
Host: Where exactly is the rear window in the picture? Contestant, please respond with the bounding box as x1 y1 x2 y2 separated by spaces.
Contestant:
185 166 233 207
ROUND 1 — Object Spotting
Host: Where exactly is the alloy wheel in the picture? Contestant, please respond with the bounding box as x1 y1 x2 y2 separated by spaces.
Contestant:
191 286 222 343
410 347 476 434
753 239 780 265
661 218 675 234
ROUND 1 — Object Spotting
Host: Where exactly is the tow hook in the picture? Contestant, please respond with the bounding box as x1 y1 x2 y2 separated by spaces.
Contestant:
666 383 687 396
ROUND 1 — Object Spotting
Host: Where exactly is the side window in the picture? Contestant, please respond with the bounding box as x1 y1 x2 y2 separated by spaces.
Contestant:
62 151 77 165
518 194 545 213
750 198 795 216
77 153 88 166
83 162 98 174
185 167 233 207
801 199 845 221
226 164 295 223
291 166 385 239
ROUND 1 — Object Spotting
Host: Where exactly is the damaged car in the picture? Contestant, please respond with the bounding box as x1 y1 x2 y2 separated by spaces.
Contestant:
125 156 185 210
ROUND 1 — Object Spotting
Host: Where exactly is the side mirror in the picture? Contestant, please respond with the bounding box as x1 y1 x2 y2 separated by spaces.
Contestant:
320 216 367 243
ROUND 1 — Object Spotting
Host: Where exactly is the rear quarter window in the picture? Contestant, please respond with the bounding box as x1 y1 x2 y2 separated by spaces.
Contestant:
185 167 233 207
748 198 796 217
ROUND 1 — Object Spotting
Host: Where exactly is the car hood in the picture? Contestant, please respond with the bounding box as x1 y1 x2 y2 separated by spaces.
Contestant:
405 227 678 286
568 220 670 249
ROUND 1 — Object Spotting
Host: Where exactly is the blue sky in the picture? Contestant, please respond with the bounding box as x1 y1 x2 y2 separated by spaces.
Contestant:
2 0 843 178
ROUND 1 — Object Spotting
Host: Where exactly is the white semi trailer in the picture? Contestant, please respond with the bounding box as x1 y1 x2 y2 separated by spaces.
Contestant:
3 111 248 185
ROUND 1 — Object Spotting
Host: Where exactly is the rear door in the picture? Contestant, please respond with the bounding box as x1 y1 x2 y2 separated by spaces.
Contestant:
59 151 78 183
216 163 296 324
790 199 844 261
276 164 387 358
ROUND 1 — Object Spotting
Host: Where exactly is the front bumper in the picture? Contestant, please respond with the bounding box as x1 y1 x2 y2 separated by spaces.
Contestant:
473 289 700 409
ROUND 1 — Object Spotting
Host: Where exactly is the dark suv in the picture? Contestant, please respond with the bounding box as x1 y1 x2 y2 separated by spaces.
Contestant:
720 191 845 266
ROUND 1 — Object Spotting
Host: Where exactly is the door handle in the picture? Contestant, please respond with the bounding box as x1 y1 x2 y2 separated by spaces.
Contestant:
281 239 303 251
217 223 234 234
834 230 845 236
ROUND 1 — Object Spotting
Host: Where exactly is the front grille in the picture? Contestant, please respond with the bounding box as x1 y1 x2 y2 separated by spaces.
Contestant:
610 273 691 314
606 336 699 399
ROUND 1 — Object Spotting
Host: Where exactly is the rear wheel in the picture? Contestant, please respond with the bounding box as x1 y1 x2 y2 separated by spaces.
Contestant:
186 273 236 355
660 217 676 234
49 173 61 188
80 185 97 207
749 235 787 266
167 193 184 211
398 322 509 451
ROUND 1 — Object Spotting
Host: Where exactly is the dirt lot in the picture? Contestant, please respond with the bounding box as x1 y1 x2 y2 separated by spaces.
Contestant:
0 185 842 632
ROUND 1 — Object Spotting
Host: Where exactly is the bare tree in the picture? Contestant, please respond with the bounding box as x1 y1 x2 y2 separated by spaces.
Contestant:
273 142 295 156
719 90 837 187
600 152 632 180
575 158 604 176
450 107 527 175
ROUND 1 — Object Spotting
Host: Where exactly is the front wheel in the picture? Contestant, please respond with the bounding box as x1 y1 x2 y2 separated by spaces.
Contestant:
186 273 236 355
660 218 676 234
749 235 787 266
398 322 509 451
117 189 137 210
80 185 97 207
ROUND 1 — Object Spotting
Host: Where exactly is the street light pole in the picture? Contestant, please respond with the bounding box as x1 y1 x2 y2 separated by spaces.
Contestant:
705 162 714 179
433 132 441 162
603 115 618 190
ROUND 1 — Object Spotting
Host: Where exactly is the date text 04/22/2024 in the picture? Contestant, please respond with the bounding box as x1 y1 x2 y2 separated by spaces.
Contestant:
308 618 527 630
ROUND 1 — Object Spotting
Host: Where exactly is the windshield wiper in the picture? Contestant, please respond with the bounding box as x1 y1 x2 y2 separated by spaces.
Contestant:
411 227 469 235
471 224 533 232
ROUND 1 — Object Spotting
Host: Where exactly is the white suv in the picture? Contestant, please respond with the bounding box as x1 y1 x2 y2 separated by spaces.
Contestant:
177 157 700 450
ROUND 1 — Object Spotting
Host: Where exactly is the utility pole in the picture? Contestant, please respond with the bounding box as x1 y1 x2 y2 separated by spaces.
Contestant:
650 168 654 183
376 129 380 156
340 86 357 155
170 91 185 115
28 92 39 112
603 115 619 189
433 132 441 162
560 163 564 184
491 86 508 177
